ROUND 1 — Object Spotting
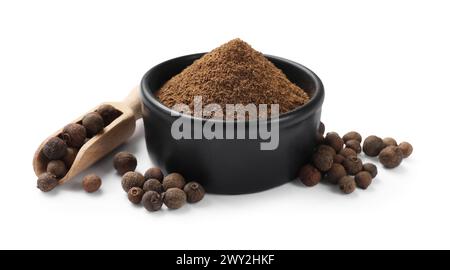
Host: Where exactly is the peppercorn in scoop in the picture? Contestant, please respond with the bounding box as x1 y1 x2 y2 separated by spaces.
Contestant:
36 105 122 192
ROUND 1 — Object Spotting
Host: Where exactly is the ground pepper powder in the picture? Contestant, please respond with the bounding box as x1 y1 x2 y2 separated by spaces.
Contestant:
157 39 310 118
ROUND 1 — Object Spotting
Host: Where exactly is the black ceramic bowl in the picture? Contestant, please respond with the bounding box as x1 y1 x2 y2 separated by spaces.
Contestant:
141 53 324 194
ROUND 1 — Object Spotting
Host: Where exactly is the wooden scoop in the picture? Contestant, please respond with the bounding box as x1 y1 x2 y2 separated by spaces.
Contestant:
33 86 142 184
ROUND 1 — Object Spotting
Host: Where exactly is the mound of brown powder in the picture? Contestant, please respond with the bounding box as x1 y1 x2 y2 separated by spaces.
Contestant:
156 39 310 117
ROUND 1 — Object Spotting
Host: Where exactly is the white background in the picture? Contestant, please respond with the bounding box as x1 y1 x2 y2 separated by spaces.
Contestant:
0 0 449 250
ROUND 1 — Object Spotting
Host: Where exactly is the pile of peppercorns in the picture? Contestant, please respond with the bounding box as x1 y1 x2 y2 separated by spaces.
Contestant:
37 104 122 192
299 122 413 194
113 152 205 212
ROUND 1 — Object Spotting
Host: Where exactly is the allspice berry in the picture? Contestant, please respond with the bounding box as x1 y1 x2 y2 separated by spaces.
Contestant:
342 156 363 175
43 137 67 160
46 160 67 178
144 167 164 182
298 164 321 187
338 176 356 194
61 123 86 148
333 154 345 164
324 132 344 153
162 173 186 191
121 171 145 192
343 131 362 143
315 132 324 144
184 182 205 203
383 137 398 147
318 122 325 135
113 152 137 175
163 188 187 209
82 112 104 137
317 144 336 157
142 191 163 212
398 142 413 158
379 146 403 168
143 179 163 193
37 173 58 192
363 135 385 157
345 140 361 154
63 147 78 167
96 104 121 126
355 171 372 189
363 163 378 178
324 163 347 185
128 187 144 204
312 151 334 172
82 174 102 193
339 147 357 158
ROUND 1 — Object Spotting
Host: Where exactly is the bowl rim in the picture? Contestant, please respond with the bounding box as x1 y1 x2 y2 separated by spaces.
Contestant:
141 53 324 124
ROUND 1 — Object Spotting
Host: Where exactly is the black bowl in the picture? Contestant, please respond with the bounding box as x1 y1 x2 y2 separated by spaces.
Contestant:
140 53 324 194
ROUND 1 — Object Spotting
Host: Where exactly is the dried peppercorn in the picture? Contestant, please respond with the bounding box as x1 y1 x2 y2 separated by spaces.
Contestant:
398 142 413 158
355 171 372 189
342 156 363 175
339 147 357 158
317 144 336 157
142 191 163 212
184 182 205 203
113 152 137 175
363 163 378 178
324 163 347 185
333 154 345 164
383 137 398 147
61 123 86 148
144 167 164 182
338 176 356 194
37 173 58 192
345 140 361 154
43 137 67 160
324 132 344 153
162 173 186 191
128 187 144 204
312 151 334 172
315 132 324 144
46 160 67 179
163 188 187 209
96 104 121 126
82 112 104 137
121 171 145 192
143 179 163 193
379 146 403 168
318 122 325 135
82 174 102 193
363 135 385 157
298 164 321 187
63 147 78 167
343 131 362 143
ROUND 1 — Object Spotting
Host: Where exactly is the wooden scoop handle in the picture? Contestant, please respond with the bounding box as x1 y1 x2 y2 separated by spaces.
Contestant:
123 86 142 120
